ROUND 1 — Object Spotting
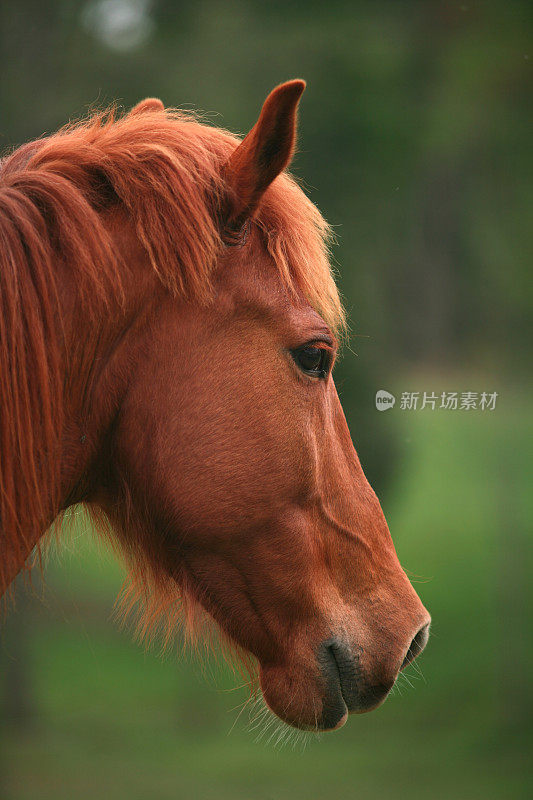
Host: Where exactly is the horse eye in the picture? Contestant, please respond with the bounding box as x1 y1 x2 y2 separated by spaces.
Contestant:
292 345 331 378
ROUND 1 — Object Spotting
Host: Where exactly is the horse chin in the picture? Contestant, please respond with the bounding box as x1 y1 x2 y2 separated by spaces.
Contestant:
258 662 349 732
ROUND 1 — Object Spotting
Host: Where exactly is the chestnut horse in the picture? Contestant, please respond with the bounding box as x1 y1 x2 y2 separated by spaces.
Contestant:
0 81 430 731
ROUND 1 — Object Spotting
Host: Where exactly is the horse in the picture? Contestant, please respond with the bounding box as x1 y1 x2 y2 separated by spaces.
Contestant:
0 80 430 731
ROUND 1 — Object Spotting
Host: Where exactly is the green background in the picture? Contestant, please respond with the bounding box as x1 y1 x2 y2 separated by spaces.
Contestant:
1 2 531 798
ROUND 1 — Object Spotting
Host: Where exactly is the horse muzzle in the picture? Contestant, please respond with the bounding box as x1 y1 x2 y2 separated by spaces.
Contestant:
259 617 430 732
317 622 431 730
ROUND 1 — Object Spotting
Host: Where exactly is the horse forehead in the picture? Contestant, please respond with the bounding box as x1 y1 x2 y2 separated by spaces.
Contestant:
218 239 283 291
216 241 314 324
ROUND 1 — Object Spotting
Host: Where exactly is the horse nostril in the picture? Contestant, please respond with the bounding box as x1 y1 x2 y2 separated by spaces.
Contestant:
400 622 430 671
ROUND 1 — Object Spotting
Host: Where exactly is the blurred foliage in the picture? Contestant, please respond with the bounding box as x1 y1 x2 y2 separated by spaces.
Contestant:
0 1 532 798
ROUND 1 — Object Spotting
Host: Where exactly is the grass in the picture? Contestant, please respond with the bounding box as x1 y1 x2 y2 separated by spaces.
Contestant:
1 392 531 799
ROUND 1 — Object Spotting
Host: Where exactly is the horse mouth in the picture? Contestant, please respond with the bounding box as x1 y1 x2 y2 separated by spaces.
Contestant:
317 638 401 729
259 640 392 732
317 639 359 729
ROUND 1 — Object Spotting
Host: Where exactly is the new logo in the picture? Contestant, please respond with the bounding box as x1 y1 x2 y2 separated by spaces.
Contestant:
375 390 396 411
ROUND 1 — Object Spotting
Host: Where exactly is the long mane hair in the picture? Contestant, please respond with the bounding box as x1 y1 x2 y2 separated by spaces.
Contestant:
0 105 344 652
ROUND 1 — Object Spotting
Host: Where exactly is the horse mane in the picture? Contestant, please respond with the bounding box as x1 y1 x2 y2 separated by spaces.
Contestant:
0 104 344 657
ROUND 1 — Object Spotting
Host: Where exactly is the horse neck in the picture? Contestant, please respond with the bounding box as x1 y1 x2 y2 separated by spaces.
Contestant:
59 215 162 502
0 203 158 594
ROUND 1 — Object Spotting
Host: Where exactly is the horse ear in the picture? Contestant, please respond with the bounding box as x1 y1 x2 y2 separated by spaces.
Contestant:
130 98 165 115
224 79 306 232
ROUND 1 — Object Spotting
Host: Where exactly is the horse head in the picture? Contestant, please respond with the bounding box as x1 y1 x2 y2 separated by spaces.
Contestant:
0 81 430 731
